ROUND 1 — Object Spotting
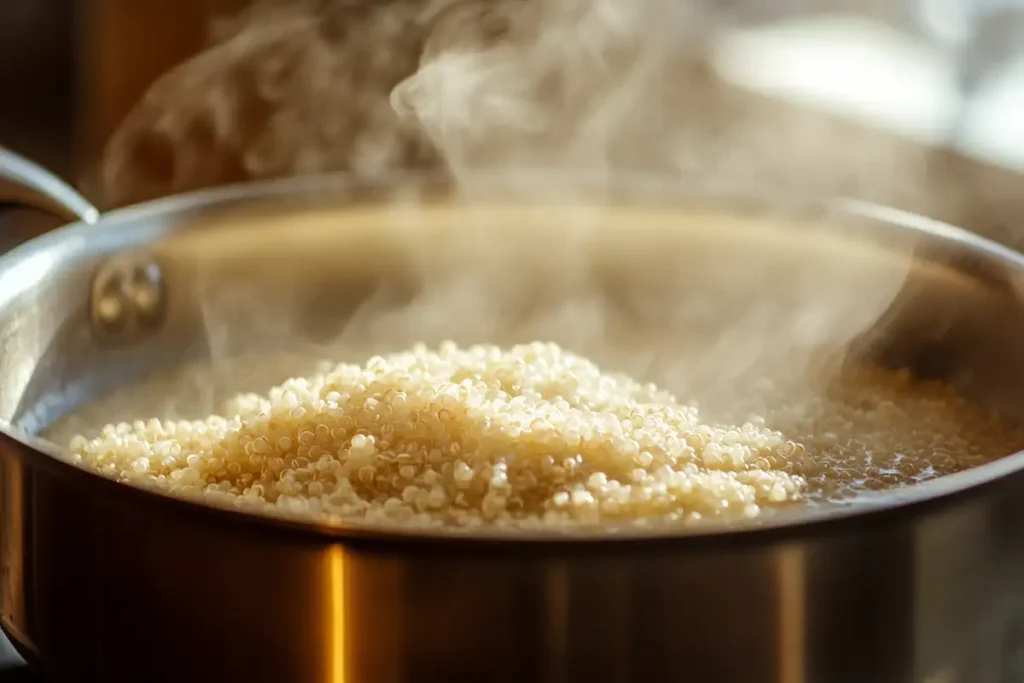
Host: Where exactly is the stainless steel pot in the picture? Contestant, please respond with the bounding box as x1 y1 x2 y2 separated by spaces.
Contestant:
2 145 1024 683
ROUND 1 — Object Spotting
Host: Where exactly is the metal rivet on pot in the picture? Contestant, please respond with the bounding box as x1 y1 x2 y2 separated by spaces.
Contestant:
90 254 167 342
94 296 124 327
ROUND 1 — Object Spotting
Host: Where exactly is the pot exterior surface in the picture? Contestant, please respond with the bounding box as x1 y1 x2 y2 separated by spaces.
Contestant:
2 435 1024 683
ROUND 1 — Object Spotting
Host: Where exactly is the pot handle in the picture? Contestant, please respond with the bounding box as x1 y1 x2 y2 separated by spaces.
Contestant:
0 145 100 225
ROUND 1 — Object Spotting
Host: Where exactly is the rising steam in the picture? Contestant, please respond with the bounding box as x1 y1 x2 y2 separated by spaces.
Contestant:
97 0 937 209
84 0 920 426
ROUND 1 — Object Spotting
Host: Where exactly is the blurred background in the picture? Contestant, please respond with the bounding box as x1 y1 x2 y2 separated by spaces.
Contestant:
2 0 1024 238
1 2 1023 170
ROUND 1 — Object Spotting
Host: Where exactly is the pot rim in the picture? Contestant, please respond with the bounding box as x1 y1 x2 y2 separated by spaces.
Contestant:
2 170 1024 548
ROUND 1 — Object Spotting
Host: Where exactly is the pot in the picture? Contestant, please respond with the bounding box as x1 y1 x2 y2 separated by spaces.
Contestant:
1 145 1024 683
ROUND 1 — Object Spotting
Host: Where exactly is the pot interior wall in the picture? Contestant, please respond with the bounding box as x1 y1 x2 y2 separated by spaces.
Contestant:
2 193 1024 444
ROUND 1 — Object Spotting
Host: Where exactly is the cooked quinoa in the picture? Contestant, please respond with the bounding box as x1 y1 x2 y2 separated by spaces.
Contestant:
67 341 807 528
63 341 1024 529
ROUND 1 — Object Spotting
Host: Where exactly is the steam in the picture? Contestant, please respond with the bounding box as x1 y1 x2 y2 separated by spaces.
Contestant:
392 0 688 184
88 0 921 424
98 0 444 208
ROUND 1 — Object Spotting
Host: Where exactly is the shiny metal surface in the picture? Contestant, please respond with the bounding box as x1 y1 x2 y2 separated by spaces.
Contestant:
89 253 167 342
0 146 98 224
1 162 1024 681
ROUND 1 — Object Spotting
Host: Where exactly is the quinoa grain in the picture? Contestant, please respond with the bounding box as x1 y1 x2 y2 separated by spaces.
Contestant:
68 341 805 528
65 341 1024 530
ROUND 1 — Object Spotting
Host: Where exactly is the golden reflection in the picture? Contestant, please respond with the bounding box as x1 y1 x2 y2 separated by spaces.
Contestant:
0 458 25 628
777 545 806 683
326 544 347 683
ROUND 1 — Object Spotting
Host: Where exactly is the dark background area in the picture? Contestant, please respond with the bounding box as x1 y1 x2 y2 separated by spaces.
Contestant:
0 0 76 179
0 0 250 186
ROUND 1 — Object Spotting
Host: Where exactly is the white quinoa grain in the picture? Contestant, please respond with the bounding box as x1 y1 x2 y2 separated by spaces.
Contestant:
64 341 1024 529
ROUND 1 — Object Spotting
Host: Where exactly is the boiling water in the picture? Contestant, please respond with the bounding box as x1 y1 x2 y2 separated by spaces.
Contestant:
702 361 1024 502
